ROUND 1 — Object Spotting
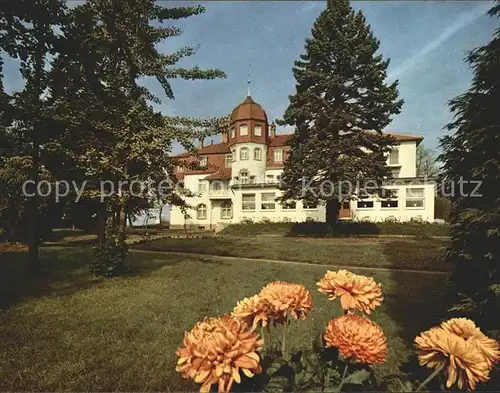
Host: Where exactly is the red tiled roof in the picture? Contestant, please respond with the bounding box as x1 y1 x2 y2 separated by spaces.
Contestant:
175 143 231 158
204 168 232 180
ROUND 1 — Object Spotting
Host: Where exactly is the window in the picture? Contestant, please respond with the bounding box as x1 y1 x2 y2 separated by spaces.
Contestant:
196 204 207 220
240 124 248 136
276 175 281 182
197 180 207 194
211 181 223 193
381 189 398 208
240 171 249 184
274 149 283 162
199 156 208 168
254 148 262 160
266 174 274 183
242 194 256 211
389 148 399 165
231 149 236 162
176 165 184 172
282 200 296 210
240 147 249 160
254 124 262 136
250 176 256 184
357 200 374 208
261 193 276 210
225 154 232 168
221 202 232 219
231 128 235 139
406 188 425 208
303 201 317 209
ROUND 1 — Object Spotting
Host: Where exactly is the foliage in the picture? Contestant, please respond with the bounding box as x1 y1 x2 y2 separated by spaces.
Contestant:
438 2 500 334
90 230 129 277
219 221 449 237
416 144 440 178
277 0 403 224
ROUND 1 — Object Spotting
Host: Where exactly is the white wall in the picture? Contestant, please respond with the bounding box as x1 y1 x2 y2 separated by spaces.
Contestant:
230 142 268 184
387 141 417 178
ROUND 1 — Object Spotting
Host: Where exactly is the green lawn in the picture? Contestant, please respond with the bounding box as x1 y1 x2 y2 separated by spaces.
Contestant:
0 245 452 391
134 236 450 272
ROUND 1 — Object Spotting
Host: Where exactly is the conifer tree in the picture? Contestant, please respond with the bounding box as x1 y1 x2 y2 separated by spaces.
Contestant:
439 2 500 335
278 0 403 225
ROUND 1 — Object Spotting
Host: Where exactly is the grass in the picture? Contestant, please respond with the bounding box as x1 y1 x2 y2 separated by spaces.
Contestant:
0 245 452 391
219 222 450 237
134 236 451 272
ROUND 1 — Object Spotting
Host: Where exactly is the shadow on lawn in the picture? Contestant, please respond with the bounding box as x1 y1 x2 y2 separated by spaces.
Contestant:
0 246 191 310
381 240 454 385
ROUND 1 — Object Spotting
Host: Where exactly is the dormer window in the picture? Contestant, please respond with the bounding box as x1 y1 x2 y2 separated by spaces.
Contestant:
240 171 249 184
240 147 249 160
199 156 208 167
254 148 262 160
254 124 262 136
274 149 283 162
239 124 248 136
225 154 232 168
231 128 235 139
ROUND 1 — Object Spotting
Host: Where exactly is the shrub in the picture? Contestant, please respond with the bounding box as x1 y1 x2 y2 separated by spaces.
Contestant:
89 231 129 277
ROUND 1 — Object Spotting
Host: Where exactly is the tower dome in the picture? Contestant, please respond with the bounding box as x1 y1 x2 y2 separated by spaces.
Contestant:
230 95 268 123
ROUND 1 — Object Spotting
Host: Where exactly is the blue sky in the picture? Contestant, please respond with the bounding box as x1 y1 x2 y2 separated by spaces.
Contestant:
3 1 498 154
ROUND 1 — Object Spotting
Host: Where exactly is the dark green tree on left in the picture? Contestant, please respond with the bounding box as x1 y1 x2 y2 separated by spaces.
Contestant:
0 0 67 272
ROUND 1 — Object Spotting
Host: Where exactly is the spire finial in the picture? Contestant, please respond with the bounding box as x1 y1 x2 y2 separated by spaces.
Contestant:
247 72 251 97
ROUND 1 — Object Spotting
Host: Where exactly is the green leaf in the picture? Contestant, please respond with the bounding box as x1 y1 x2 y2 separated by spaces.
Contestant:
266 357 288 376
263 375 290 393
342 368 372 386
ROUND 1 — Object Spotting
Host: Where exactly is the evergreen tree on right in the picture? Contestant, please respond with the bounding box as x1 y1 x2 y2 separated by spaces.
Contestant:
439 2 500 336
278 0 403 225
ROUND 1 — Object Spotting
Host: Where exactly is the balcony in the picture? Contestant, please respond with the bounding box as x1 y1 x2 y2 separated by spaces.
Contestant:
208 186 231 199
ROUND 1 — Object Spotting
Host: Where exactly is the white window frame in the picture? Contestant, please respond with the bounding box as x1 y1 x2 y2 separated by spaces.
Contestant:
261 193 276 211
406 187 425 209
240 147 249 160
274 149 283 162
239 124 248 136
381 189 399 209
240 171 249 184
254 124 262 136
388 148 399 165
225 154 232 168
282 200 296 210
199 156 208 168
302 201 318 210
254 148 262 161
197 180 207 194
220 202 232 219
266 174 274 183
196 204 207 220
242 194 256 211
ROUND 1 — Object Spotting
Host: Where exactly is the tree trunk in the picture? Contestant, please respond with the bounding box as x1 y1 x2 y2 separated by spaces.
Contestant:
325 199 340 229
27 141 40 274
158 205 163 229
97 203 107 248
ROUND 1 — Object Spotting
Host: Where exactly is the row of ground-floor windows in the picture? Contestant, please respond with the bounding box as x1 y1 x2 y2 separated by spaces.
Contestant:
196 202 233 220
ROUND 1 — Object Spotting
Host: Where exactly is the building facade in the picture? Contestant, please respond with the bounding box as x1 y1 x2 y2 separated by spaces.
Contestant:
170 95 435 229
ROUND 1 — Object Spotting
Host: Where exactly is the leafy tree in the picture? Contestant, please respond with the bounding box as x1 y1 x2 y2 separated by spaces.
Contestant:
0 0 67 272
439 2 500 335
416 144 440 178
278 0 403 225
48 0 226 274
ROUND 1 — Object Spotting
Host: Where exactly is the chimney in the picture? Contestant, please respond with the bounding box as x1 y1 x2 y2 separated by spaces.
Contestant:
199 138 204 148
210 139 214 145
270 121 276 138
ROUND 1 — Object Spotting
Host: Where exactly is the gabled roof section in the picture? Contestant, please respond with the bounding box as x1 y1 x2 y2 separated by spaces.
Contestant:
174 142 231 158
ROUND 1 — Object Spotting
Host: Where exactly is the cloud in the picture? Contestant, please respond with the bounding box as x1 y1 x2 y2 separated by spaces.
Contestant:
387 2 491 80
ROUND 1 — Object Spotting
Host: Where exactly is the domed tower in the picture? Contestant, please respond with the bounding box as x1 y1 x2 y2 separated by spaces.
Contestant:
228 95 269 184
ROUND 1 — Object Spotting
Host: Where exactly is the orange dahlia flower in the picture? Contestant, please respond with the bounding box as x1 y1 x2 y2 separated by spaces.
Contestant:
323 314 387 364
316 269 383 314
258 281 313 322
175 316 263 393
415 326 491 390
440 318 500 367
231 295 273 330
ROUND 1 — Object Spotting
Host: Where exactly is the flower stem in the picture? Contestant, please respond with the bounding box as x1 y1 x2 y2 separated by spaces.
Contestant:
338 362 349 392
415 362 446 392
281 321 287 358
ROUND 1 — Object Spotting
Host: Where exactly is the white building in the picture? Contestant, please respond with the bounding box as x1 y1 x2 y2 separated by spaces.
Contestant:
170 95 435 229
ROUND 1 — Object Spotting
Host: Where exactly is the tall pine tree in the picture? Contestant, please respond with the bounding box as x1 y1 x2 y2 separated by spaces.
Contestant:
439 2 500 335
278 0 402 225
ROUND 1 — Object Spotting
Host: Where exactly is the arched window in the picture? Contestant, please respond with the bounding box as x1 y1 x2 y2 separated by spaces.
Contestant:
240 147 249 160
221 202 232 219
254 124 262 136
196 204 207 220
254 148 262 160
239 124 248 136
